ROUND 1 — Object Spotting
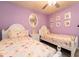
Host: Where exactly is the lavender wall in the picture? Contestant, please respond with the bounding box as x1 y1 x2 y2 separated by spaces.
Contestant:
48 4 79 47
0 2 48 33
49 4 79 36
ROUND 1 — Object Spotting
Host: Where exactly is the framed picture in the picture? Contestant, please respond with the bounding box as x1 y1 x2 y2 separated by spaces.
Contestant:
64 12 71 19
56 16 61 21
56 22 61 27
29 13 38 28
64 20 70 27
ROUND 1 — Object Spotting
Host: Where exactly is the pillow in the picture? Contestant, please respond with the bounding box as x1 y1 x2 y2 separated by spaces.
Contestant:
39 25 50 36
6 24 29 39
8 28 29 39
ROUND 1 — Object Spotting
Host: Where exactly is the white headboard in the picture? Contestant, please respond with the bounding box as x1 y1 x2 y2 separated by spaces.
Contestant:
39 25 50 36
2 24 28 39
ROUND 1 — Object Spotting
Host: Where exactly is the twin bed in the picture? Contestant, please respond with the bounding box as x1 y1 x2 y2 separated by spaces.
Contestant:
39 25 78 57
0 24 58 57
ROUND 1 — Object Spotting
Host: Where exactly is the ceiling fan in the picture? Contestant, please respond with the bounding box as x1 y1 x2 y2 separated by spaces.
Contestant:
42 1 60 9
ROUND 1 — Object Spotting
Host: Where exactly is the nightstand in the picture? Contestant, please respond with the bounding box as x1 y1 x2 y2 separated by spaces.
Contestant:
30 34 40 41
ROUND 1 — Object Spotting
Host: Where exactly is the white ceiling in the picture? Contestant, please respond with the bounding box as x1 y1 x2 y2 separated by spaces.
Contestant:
10 1 79 15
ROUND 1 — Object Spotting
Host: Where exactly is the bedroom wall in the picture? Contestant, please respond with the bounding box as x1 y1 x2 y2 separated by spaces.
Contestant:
48 4 79 47
0 1 48 33
48 4 79 36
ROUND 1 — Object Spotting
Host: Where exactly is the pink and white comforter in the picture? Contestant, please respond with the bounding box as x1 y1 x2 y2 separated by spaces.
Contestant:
42 33 75 48
0 37 56 57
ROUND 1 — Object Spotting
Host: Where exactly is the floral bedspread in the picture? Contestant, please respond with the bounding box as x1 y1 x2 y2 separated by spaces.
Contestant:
42 34 75 48
0 37 56 57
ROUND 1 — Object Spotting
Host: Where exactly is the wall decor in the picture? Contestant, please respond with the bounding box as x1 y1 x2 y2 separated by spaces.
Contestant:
64 12 71 19
29 13 38 34
29 13 38 28
64 20 70 27
56 22 61 27
56 16 61 21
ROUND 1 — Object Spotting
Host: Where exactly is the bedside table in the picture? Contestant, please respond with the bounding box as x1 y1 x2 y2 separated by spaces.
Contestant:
30 34 40 41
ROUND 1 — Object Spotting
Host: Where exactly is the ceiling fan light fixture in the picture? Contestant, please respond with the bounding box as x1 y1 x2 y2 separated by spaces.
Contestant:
48 0 56 6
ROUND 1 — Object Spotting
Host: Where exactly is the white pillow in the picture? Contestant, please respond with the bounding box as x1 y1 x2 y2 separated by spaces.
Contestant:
7 24 29 39
39 25 50 36
8 29 29 39
2 24 29 39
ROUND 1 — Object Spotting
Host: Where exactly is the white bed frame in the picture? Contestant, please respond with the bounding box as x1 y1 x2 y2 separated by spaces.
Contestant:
39 25 78 57
2 24 62 57
41 36 78 57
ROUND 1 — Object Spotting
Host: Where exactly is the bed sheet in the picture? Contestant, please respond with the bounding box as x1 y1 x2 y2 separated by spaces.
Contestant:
42 34 75 47
0 37 56 57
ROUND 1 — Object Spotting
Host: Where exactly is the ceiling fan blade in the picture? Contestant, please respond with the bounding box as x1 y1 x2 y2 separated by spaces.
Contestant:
42 4 48 9
42 2 60 9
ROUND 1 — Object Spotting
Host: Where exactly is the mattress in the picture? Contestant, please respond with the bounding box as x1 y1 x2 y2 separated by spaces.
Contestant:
0 37 56 57
42 33 75 47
